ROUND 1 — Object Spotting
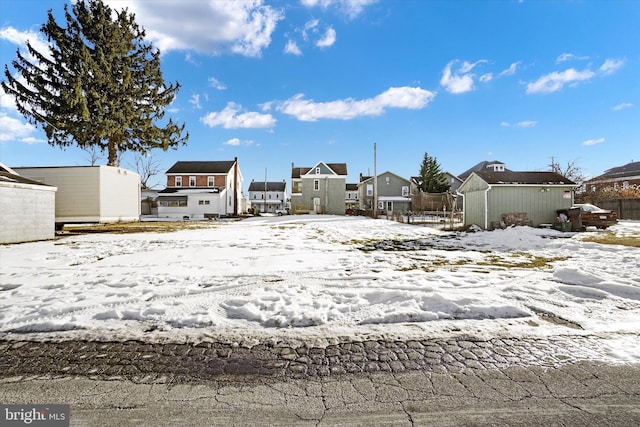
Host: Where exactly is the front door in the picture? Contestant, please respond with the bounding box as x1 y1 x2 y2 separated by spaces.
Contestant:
313 197 321 214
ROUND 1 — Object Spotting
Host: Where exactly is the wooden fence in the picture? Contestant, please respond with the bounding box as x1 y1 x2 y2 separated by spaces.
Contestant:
595 199 640 220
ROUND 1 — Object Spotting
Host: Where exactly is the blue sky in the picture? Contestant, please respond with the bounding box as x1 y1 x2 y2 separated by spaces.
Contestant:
1 0 638 191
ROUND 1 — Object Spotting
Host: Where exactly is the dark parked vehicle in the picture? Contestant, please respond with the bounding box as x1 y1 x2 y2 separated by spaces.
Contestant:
572 204 618 229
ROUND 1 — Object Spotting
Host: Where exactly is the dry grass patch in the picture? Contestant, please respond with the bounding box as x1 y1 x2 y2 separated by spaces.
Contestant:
578 234 640 248
60 221 219 234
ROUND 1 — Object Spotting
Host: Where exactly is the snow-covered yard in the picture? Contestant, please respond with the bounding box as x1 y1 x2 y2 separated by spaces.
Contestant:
1 216 638 360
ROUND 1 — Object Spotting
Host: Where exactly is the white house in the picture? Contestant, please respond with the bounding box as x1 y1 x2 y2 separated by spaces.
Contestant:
248 180 287 213
157 159 243 219
0 163 57 243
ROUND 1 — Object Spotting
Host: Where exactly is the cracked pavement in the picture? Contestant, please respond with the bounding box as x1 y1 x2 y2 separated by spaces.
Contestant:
1 335 639 426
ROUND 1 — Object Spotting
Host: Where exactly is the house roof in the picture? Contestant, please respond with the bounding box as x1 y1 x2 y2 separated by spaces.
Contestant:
291 167 311 179
248 181 286 192
346 183 358 191
359 170 409 185
166 161 236 174
292 163 348 177
475 171 575 185
458 160 510 180
589 161 640 181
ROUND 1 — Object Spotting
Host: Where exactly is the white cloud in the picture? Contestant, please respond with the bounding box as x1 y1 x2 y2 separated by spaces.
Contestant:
0 112 37 142
515 120 537 128
301 0 379 19
189 94 201 109
499 61 521 77
201 102 276 128
316 27 336 48
526 68 595 94
527 58 623 94
599 58 624 75
284 39 302 55
102 0 283 57
208 77 227 90
582 137 605 146
440 61 481 94
224 137 254 146
556 53 589 63
479 73 493 83
501 120 537 128
0 26 51 62
275 86 435 121
612 102 633 111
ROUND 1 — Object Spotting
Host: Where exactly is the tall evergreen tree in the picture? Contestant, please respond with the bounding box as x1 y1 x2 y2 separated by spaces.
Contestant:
2 0 187 166
418 152 450 193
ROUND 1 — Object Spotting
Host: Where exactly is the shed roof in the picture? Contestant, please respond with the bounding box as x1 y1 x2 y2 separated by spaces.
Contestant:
166 161 236 174
475 170 575 185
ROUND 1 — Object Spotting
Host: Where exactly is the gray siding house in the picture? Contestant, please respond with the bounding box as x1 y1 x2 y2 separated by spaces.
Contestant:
359 171 411 214
291 162 347 215
458 170 575 229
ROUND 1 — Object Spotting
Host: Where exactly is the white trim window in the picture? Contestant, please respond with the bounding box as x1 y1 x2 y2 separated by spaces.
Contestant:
314 179 320 191
208 176 214 187
175 176 182 187
189 176 196 187
366 184 373 196
401 186 409 197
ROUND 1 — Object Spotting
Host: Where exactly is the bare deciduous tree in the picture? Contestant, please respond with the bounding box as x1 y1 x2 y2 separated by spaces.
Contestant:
130 152 162 189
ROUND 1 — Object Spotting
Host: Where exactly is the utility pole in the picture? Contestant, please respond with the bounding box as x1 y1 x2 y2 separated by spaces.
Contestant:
373 143 378 218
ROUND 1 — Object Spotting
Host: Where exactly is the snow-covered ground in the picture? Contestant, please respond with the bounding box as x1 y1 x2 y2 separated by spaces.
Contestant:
1 216 639 360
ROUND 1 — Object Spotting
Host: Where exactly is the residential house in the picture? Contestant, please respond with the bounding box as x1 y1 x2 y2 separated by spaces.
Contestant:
359 171 411 214
345 183 359 211
13 165 140 228
157 159 243 219
584 161 640 193
248 180 287 213
291 162 347 215
1 163 57 243
458 170 576 229
458 160 510 181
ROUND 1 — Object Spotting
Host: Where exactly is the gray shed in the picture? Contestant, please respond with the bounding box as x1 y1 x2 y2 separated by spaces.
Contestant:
458 171 576 229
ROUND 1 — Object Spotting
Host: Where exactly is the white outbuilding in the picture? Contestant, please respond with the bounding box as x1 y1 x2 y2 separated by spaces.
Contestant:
0 163 57 243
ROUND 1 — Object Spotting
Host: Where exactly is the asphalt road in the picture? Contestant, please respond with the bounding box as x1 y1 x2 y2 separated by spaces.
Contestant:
2 360 639 426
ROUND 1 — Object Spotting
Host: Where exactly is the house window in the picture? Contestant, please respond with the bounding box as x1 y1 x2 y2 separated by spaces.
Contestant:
591 185 596 192
386 177 390 184
366 184 373 196
208 176 214 187
623 181 629 189
189 176 196 187
402 186 409 197
315 167 320 174
314 179 320 191
253 194 257 199
175 176 182 187
614 182 618 190
198 200 210 205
